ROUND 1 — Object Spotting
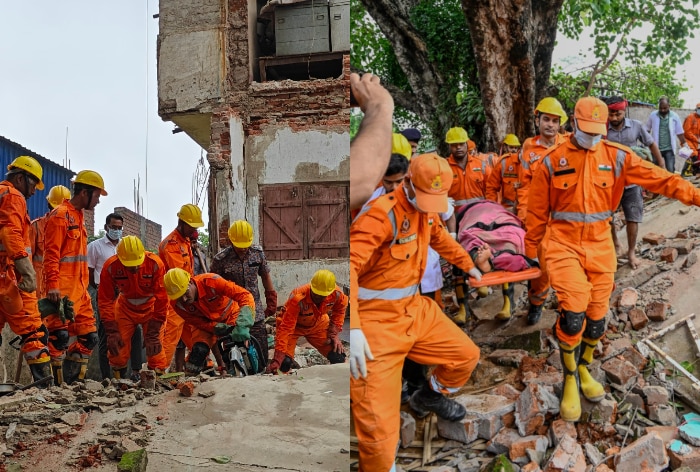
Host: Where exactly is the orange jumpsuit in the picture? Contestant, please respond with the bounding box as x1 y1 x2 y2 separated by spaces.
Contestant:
350 185 481 471
28 213 49 299
98 252 169 370
447 154 491 214
0 181 50 365
684 112 700 158
43 200 95 359
274 284 347 359
170 274 254 349
159 228 195 366
517 134 566 307
525 138 700 346
485 152 520 213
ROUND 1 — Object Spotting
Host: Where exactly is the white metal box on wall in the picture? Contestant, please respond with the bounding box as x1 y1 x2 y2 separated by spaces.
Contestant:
329 0 349 52
275 1 330 56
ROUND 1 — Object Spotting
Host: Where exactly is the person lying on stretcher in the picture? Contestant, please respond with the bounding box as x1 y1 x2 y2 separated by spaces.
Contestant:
458 200 539 320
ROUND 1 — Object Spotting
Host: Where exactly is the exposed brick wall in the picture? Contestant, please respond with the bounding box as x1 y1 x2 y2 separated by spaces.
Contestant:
113 206 163 251
227 0 250 91
83 209 95 237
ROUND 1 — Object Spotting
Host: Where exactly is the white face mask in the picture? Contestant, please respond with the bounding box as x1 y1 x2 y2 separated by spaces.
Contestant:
404 181 422 211
574 120 602 150
107 228 123 241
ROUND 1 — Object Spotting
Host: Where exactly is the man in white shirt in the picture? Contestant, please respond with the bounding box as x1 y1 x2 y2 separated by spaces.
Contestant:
87 213 143 379
646 97 687 172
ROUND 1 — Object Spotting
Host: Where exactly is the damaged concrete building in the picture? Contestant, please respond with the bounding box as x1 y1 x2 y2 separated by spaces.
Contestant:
156 0 350 295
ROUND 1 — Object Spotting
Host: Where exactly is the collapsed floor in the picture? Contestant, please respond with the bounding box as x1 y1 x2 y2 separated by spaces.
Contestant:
351 185 700 472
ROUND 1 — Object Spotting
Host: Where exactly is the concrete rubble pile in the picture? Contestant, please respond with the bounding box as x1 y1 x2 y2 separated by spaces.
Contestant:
390 222 700 471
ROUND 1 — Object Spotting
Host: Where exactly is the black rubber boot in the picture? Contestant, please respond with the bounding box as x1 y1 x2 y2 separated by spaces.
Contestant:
527 303 543 325
63 355 88 384
51 360 64 386
409 384 466 421
28 361 51 387
112 367 128 379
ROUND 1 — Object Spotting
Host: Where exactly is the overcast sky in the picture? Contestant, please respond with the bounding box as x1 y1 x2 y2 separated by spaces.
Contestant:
0 1 206 235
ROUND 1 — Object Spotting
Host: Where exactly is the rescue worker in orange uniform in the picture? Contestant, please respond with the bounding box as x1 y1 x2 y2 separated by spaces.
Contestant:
486 134 522 214
525 96 700 423
0 156 52 384
517 97 569 325
350 154 482 471
683 102 700 163
445 127 491 322
267 270 348 373
163 268 255 375
159 203 204 371
98 236 169 377
29 185 71 300
44 170 107 384
469 139 497 170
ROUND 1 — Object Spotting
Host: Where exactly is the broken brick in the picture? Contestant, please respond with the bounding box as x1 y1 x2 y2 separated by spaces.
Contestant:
178 381 195 397
642 233 666 245
487 349 529 367
400 411 415 448
521 463 543 472
645 425 679 445
515 384 558 436
648 404 677 426
595 465 614 472
542 434 586 472
486 428 521 455
549 418 577 447
509 435 548 465
676 230 691 239
669 443 700 470
643 385 669 405
672 240 694 255
660 247 679 263
679 413 700 446
618 288 639 310
684 252 698 268
620 347 647 371
581 397 617 424
601 357 638 389
490 383 521 402
646 301 669 322
437 394 515 442
628 308 649 330
614 432 669 472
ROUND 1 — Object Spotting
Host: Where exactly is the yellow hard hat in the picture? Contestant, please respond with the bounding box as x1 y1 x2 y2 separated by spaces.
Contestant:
116 235 145 267
310 269 336 297
46 185 71 208
445 127 469 144
503 134 521 147
164 268 191 300
228 220 253 248
73 170 108 196
7 156 44 190
392 133 412 160
535 97 568 125
177 204 204 228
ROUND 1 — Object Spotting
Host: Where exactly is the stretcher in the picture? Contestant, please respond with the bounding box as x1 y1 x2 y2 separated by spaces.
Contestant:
468 266 541 288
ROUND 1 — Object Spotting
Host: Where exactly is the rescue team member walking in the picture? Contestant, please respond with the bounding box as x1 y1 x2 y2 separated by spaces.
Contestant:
163 268 255 375
350 154 481 471
44 170 107 385
267 270 347 373
159 204 204 371
29 185 71 299
518 97 569 325
525 96 700 423
98 236 169 378
0 156 51 384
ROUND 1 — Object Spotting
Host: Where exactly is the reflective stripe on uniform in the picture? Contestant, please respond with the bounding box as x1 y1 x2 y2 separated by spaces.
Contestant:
551 210 613 223
60 255 87 263
357 284 419 300
615 149 626 178
454 196 485 206
126 296 154 306
542 155 554 176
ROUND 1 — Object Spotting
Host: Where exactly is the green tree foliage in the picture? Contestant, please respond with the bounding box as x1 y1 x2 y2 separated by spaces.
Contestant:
88 229 105 244
550 62 687 112
558 0 699 94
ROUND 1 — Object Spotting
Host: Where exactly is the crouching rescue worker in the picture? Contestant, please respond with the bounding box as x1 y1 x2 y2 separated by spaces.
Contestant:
44 170 106 384
350 153 482 471
525 96 700 423
0 156 51 384
267 270 347 374
163 268 255 375
98 236 168 377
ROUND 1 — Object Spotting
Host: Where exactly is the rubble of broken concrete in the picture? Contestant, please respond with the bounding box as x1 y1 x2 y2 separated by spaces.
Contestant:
367 220 700 472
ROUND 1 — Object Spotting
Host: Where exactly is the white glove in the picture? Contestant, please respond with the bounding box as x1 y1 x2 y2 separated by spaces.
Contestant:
449 232 457 240
468 267 482 281
350 329 374 379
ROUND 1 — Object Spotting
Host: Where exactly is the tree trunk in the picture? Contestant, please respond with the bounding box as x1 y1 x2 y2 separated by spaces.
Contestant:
462 0 564 150
358 0 452 135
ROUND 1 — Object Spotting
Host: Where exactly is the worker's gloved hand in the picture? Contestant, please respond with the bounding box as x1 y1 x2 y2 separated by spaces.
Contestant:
61 296 75 322
13 256 36 293
230 306 254 342
467 267 482 282
265 350 287 374
102 320 124 356
38 298 59 319
349 329 374 380
213 322 234 337
144 319 164 357
264 290 278 318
